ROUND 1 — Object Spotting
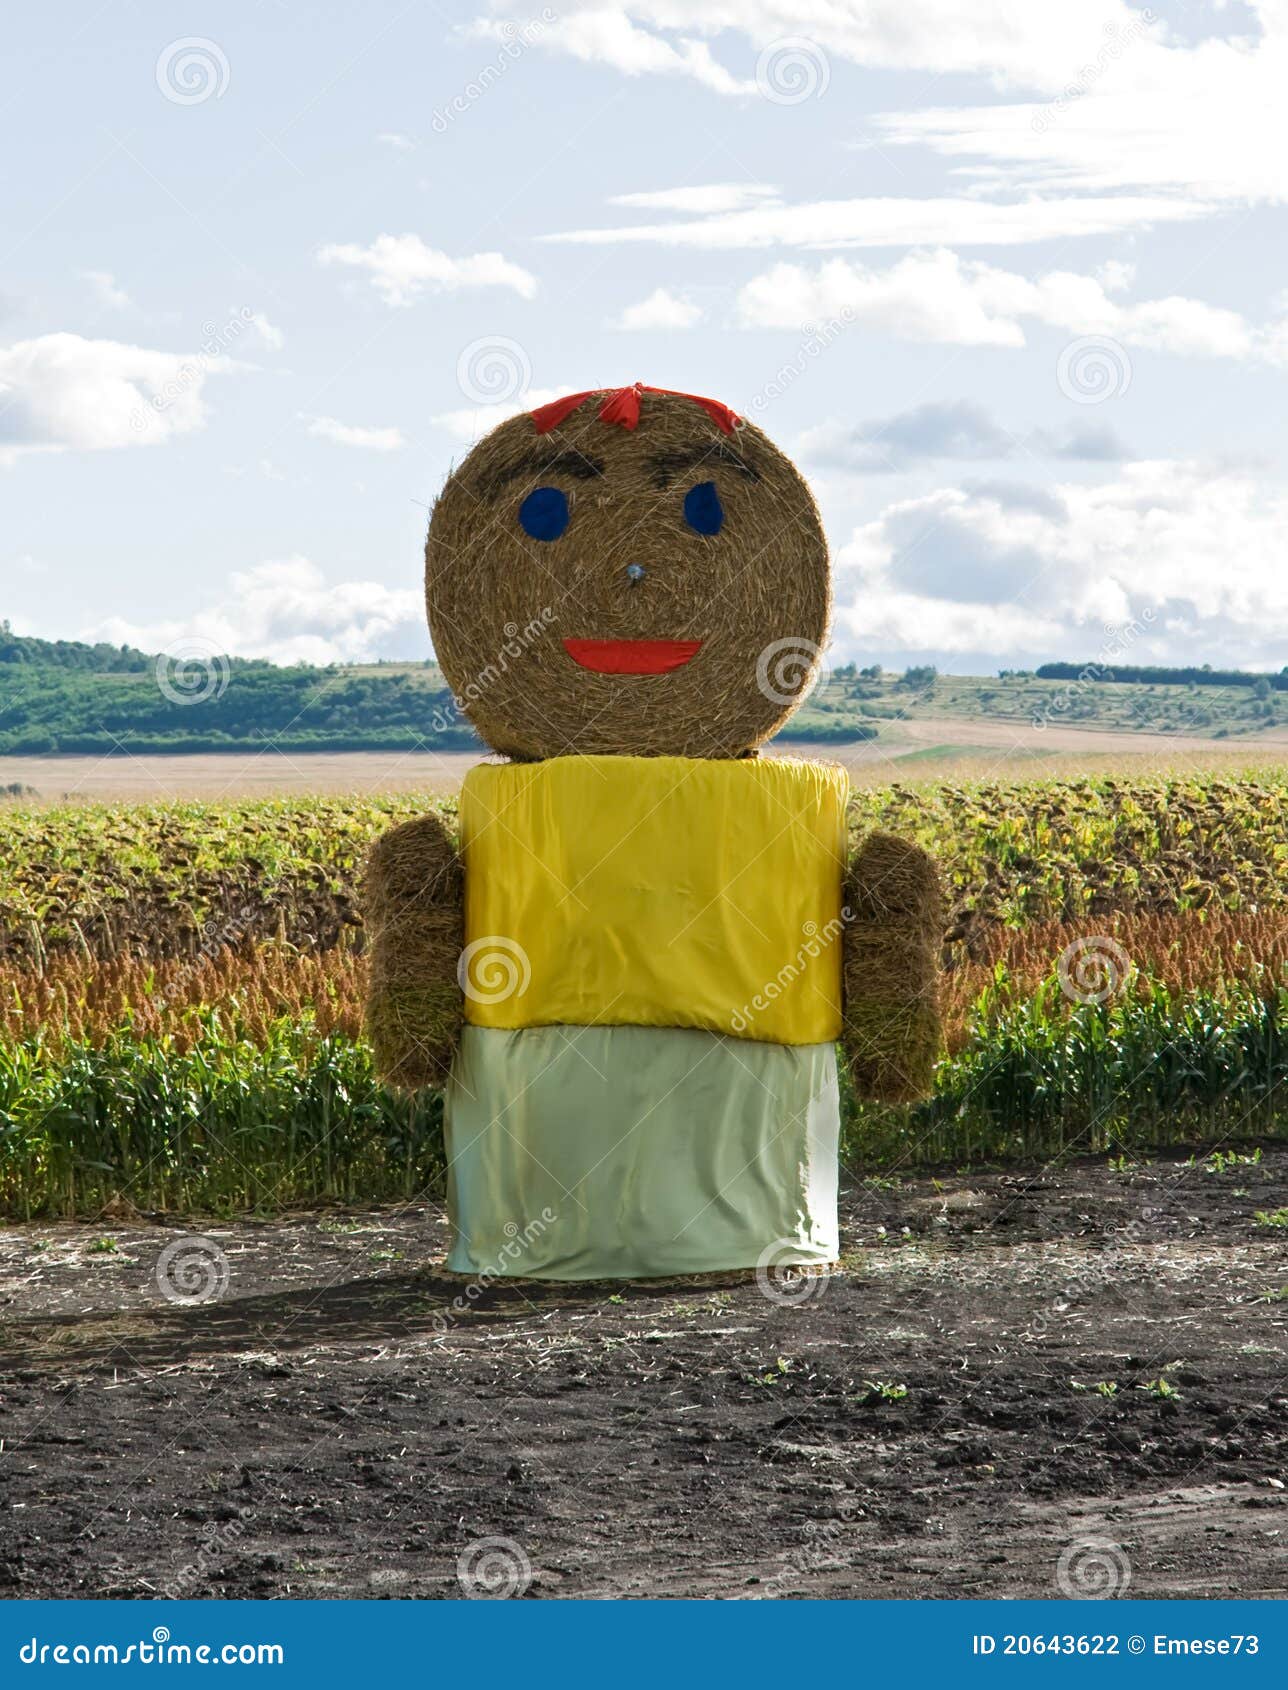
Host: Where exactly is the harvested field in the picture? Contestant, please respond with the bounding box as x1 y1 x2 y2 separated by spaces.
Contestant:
1 1151 1284 1598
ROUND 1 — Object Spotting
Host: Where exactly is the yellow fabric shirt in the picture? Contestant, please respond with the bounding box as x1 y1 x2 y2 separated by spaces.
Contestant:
458 754 847 1045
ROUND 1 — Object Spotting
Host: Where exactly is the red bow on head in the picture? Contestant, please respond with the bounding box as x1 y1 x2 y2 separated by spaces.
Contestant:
529 382 739 437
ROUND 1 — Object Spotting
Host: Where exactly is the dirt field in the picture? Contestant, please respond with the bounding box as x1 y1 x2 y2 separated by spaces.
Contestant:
0 750 481 803
2 1150 1285 1600
5 726 1288 803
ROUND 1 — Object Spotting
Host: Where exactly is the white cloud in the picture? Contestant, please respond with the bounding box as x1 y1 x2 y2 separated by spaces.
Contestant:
82 270 131 310
86 558 425 666
476 3 1138 96
431 387 566 443
1097 259 1136 295
614 287 702 330
610 183 780 214
302 413 405 450
246 311 284 350
317 234 538 306
480 5 1287 209
834 461 1288 668
0 333 230 465
736 249 1276 364
481 7 755 93
546 193 1207 251
376 131 416 151
971 263 1256 360
740 251 1023 346
873 14 1288 206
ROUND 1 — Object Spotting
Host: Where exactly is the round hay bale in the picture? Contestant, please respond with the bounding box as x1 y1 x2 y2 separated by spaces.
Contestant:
425 385 829 760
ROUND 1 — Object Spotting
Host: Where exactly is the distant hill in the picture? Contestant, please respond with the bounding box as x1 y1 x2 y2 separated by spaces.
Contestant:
797 663 1288 744
0 625 878 756
3 623 1286 754
0 627 480 754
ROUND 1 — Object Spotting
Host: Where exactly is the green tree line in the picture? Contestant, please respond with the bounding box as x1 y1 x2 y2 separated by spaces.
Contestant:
1036 661 1288 690
0 651 479 754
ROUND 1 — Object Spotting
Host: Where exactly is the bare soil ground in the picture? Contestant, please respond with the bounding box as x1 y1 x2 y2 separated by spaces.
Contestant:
1 1151 1285 1600
6 731 1288 803
0 750 479 803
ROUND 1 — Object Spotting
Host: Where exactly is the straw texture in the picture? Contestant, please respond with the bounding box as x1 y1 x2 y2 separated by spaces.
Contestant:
425 389 829 760
841 831 944 1103
363 813 464 1089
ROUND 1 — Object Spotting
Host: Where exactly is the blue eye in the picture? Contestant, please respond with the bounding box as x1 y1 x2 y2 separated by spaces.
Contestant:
518 485 569 541
683 480 723 536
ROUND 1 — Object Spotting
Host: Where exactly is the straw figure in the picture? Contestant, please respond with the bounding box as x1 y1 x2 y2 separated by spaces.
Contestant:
365 383 941 1280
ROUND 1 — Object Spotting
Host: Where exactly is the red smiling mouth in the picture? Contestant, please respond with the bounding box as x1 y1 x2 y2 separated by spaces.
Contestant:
562 638 702 675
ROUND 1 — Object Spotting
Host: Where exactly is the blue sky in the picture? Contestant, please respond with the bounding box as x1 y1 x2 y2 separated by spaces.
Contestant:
3 0 1286 675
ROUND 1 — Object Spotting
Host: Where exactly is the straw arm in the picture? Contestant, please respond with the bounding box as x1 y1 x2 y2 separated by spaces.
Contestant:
839 831 945 1104
363 813 465 1090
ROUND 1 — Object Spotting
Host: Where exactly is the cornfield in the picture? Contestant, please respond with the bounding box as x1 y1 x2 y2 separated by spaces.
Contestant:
2 775 1288 1217
0 1019 444 1220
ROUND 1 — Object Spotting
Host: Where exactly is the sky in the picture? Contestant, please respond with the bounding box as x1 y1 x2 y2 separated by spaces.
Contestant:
3 0 1287 676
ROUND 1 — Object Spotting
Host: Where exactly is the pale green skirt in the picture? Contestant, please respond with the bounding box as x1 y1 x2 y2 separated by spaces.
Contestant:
443 1023 839 1281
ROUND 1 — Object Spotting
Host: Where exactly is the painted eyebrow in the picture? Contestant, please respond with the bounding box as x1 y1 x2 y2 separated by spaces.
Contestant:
476 447 605 497
646 439 760 489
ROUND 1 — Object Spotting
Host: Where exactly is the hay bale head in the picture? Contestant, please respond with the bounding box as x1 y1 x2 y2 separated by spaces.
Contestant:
426 384 829 760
